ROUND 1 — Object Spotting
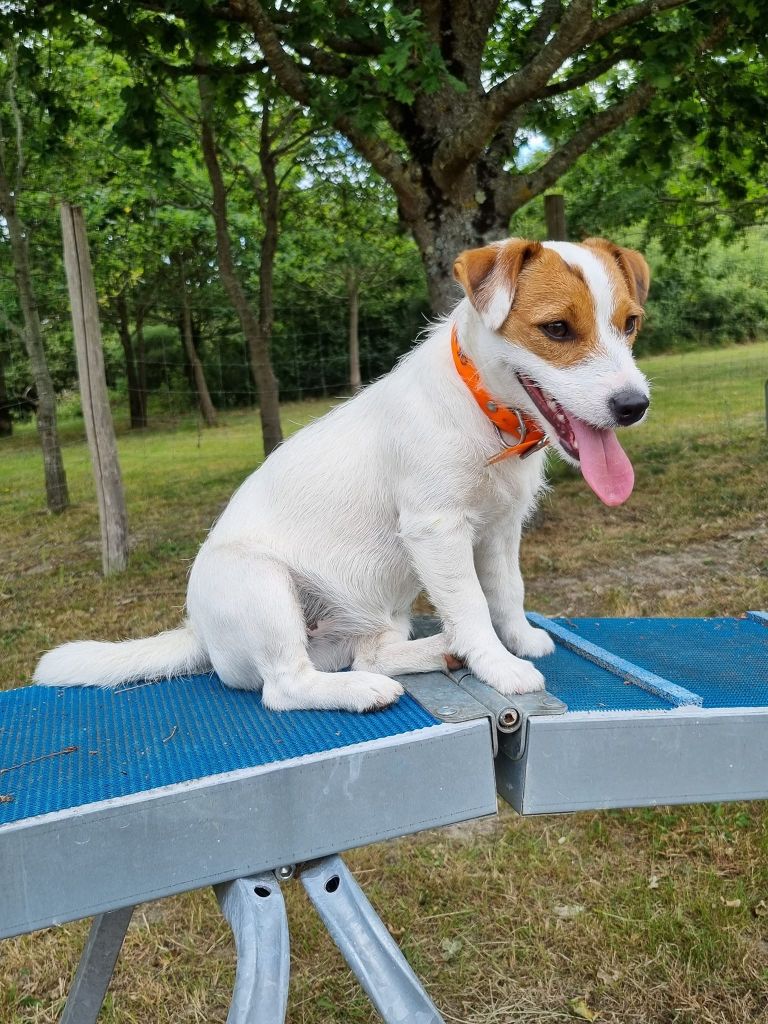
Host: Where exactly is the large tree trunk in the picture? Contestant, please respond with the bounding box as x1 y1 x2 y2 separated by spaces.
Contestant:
114 291 147 429
197 75 282 457
346 269 362 393
178 260 218 428
402 173 512 316
1 197 69 511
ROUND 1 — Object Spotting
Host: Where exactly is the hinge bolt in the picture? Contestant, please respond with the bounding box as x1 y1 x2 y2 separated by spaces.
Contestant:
498 709 520 729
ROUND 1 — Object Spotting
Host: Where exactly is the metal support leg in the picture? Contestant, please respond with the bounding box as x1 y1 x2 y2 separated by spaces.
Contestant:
214 873 290 1024
301 855 445 1024
60 905 134 1024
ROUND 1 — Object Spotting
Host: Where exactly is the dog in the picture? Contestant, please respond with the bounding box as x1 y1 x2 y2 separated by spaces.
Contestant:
35 237 650 712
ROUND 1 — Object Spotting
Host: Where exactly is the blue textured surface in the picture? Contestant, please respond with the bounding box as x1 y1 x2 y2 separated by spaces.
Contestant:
0 677 439 827
556 617 768 709
528 612 701 707
3 616 766 827
531 643 670 712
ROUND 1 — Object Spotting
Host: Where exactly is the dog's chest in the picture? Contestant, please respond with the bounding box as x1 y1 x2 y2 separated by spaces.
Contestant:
470 451 546 523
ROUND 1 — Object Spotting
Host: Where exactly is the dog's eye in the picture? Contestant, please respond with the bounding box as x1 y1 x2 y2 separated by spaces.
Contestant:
624 316 638 335
541 320 572 340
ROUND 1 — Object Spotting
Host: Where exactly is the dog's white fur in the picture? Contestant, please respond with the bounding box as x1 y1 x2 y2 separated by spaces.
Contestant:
35 240 649 711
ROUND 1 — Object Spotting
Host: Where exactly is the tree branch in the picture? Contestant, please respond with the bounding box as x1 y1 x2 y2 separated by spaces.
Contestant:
290 41 358 78
586 0 692 46
541 48 633 97
234 0 421 209
522 0 564 61
498 79 655 216
315 32 386 58
486 0 595 124
152 58 267 78
231 0 314 105
433 0 594 182
437 0 695 183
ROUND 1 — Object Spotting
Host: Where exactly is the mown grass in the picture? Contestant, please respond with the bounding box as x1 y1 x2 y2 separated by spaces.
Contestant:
1 341 768 1023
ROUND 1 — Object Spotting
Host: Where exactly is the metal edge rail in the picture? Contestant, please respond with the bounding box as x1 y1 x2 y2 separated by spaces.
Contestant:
526 611 703 708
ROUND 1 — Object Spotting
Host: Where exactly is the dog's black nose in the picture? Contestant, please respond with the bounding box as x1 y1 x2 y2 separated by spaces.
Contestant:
609 389 649 426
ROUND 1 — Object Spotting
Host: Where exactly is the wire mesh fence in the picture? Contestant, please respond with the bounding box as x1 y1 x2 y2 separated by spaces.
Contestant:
1 232 768 532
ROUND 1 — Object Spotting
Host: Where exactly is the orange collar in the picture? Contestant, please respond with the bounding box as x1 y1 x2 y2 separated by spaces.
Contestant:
451 323 548 464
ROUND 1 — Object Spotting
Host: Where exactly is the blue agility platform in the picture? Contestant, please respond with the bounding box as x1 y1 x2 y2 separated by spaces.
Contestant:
2 613 767 1024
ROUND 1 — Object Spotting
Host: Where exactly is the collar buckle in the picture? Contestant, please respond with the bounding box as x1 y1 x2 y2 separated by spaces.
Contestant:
451 323 549 464
520 437 549 459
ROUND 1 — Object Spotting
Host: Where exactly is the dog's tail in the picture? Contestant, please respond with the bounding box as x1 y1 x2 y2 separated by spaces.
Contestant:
33 624 209 688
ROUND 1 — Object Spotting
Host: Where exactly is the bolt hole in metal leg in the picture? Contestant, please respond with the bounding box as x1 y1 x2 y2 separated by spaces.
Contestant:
302 855 444 1023
215 874 290 1024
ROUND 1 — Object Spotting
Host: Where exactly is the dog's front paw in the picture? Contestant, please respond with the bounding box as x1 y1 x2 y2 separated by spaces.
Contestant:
468 648 546 696
503 623 556 659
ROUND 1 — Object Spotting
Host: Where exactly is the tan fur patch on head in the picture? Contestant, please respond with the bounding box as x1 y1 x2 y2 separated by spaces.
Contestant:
500 248 602 368
582 237 651 306
499 241 648 365
453 240 542 330
582 238 647 343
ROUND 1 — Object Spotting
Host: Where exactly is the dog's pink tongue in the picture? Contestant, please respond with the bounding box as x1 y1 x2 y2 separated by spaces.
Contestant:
568 416 635 507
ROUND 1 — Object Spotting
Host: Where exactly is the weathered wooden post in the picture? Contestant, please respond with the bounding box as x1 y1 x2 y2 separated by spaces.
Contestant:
544 194 567 241
60 202 129 575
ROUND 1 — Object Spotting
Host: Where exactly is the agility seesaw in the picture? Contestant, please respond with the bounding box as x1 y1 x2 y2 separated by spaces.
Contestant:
2 611 767 1023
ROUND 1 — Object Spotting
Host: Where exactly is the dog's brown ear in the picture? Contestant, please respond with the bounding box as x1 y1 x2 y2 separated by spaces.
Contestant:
453 239 541 330
582 237 651 305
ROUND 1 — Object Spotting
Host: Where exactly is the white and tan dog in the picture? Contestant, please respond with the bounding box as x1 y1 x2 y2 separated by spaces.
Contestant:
35 237 650 712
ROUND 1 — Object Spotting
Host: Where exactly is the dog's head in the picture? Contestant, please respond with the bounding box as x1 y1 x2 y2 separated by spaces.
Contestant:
453 237 651 506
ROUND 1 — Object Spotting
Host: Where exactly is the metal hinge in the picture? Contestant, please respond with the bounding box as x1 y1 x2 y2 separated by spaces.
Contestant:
452 668 567 760
401 669 500 754
404 617 567 758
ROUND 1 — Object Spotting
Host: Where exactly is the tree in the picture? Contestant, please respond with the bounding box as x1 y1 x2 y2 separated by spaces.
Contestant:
158 69 320 454
0 46 68 511
175 251 218 427
196 75 285 455
287 166 421 392
27 1 768 312
109 288 148 428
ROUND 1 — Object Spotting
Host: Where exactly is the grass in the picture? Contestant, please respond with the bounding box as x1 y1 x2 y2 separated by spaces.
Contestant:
1 340 768 1023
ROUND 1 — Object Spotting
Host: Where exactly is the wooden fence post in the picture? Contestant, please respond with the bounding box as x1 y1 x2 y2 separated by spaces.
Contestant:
544 194 567 241
60 202 129 575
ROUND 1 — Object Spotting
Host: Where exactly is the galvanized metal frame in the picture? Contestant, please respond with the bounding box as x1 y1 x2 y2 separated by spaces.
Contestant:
5 610 768 1022
214 873 291 1024
496 705 768 814
59 906 134 1024
301 856 444 1023
1 719 496 941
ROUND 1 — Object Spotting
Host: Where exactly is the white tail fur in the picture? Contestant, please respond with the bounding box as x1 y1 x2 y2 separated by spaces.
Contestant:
34 625 209 688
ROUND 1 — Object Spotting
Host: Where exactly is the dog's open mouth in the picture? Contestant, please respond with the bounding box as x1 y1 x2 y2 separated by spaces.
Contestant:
517 375 635 507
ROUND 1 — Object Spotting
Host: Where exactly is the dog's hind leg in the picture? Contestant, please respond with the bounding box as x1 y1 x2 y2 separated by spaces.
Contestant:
353 629 452 675
188 544 403 712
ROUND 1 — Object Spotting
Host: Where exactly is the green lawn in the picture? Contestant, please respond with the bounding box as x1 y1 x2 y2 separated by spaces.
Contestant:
1 341 768 1023
636 340 768 444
